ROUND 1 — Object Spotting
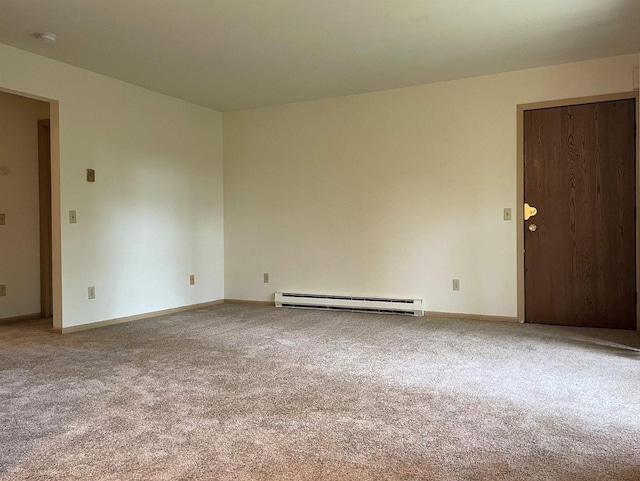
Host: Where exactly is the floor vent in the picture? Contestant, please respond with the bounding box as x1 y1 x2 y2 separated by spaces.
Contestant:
275 292 424 316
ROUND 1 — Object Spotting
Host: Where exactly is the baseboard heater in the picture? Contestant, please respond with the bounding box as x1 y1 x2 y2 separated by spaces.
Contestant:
275 292 424 316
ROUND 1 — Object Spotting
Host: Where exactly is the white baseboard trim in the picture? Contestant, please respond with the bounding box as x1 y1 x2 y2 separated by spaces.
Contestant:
424 310 518 323
50 302 516 334
224 299 274 306
223 302 516 324
52 300 224 334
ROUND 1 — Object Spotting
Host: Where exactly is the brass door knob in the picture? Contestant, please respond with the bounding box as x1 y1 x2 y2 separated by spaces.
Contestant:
529 224 537 232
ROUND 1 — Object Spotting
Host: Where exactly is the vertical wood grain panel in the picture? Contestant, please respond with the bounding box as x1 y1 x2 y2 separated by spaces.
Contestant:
524 100 636 329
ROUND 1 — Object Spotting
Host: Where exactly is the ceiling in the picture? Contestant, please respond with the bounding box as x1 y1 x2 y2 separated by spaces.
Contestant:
0 0 638 111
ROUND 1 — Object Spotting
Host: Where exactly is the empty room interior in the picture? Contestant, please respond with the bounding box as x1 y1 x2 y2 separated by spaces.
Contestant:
1 1 639 480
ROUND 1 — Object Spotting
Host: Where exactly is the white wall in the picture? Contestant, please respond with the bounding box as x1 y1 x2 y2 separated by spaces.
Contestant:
0 91 49 319
0 45 224 328
224 54 639 317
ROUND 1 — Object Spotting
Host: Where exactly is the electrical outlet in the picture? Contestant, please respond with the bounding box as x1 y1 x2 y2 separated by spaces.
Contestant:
190 274 195 285
0 284 6 297
263 273 269 283
452 279 460 291
87 169 96 182
503 208 512 221
0 213 5 225
69 210 77 224
88 286 95 299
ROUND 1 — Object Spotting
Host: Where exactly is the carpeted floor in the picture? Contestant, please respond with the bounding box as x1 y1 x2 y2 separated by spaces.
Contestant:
1 304 639 480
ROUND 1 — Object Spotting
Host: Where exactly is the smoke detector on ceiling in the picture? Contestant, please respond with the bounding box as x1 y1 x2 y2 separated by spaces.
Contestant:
35 32 57 44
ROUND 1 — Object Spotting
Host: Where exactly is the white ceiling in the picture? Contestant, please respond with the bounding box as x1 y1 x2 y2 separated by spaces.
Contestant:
0 0 638 111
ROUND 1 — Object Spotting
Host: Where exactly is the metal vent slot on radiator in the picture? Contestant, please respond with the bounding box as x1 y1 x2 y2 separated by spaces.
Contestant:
275 292 424 316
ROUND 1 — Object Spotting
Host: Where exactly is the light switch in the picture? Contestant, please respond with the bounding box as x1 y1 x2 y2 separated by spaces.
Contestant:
87 169 95 182
503 208 512 221
69 210 77 224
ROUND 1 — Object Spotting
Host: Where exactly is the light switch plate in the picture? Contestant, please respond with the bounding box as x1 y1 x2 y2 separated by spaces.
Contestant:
87 169 95 182
69 210 77 224
190 275 195 285
263 273 269 283
452 279 460 291
503 208 512 221
88 286 95 299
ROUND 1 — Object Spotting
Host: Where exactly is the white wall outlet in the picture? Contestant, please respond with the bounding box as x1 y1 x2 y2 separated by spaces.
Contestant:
88 286 95 299
452 279 460 291
503 208 512 221
0 284 6 297
69 210 77 224
0 213 5 226
190 274 195 285
263 273 269 283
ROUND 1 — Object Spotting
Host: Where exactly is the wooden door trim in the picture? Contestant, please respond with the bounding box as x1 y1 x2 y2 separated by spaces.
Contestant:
38 119 52 319
516 91 639 330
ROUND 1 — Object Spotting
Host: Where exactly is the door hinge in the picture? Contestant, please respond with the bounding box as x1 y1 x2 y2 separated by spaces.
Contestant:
636 292 638 305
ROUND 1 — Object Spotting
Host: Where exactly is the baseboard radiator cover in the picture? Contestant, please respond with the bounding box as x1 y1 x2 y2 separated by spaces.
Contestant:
275 292 424 316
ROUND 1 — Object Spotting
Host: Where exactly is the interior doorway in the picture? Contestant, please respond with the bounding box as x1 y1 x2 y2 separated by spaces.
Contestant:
0 90 58 328
517 93 639 329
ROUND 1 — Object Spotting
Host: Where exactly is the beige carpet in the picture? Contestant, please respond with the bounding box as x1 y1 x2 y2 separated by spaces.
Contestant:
1 304 639 480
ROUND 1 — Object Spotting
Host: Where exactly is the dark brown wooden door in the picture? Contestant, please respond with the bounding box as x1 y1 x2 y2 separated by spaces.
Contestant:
524 99 636 329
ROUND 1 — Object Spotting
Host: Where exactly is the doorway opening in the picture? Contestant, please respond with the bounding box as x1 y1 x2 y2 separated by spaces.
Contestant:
0 89 61 330
517 92 639 330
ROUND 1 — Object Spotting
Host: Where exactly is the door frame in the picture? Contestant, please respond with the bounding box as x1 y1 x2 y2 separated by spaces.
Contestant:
38 119 52 319
0 87 62 331
516 91 640 330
